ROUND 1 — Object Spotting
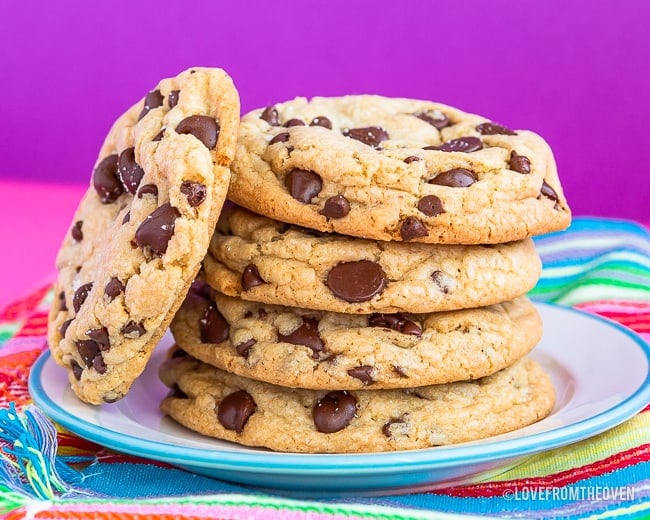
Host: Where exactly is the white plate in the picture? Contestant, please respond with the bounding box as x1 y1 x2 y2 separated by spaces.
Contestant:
29 303 650 496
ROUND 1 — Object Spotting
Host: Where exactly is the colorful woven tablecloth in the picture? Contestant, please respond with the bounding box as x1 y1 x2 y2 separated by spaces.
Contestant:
1 216 649 519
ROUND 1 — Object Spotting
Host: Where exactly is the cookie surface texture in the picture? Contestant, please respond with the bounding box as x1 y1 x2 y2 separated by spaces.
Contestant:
203 205 542 313
47 67 240 404
170 290 542 389
160 354 555 453
228 95 571 244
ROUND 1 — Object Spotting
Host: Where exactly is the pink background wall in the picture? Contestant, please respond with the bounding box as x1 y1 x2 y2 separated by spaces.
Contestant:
1 0 649 222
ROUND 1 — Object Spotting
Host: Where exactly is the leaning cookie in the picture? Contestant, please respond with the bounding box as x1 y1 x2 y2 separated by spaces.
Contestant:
170 289 542 389
203 204 542 313
47 67 240 404
160 353 555 453
228 95 570 244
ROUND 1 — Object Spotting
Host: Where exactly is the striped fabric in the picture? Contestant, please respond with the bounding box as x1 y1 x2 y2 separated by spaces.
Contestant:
1 217 649 519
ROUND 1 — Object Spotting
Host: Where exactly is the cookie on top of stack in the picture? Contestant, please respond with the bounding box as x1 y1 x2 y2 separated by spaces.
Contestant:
160 95 570 453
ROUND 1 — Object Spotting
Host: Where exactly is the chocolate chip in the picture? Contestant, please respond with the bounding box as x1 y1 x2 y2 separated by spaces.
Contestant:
235 338 256 358
138 89 163 120
313 391 357 433
476 122 516 136
59 318 73 337
540 180 559 202
260 106 280 126
310 116 332 129
168 90 180 109
417 195 444 217
70 360 83 380
176 115 219 149
76 339 101 368
258 308 268 319
168 384 188 399
278 318 325 359
122 211 130 224
134 203 180 257
180 181 206 207
71 221 83 242
283 118 305 127
509 150 531 174
137 183 158 199
429 137 483 153
284 169 322 203
400 217 429 240
431 270 451 293
269 132 290 145
73 282 94 313
118 147 145 195
382 416 407 438
152 129 165 142
343 126 389 148
415 110 450 130
86 327 110 350
217 390 256 433
58 291 67 311
320 195 350 219
392 365 408 378
92 356 107 374
93 154 123 203
120 321 146 338
404 156 421 164
430 168 477 187
199 304 229 344
347 366 375 384
241 264 266 290
326 260 387 303
368 313 422 336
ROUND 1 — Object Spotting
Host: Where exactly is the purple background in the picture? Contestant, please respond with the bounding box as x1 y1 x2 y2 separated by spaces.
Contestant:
1 1 648 220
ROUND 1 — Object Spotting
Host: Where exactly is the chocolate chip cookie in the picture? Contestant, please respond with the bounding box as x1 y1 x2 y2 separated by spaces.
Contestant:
228 95 571 244
47 67 240 404
170 289 541 389
203 204 542 313
160 352 555 453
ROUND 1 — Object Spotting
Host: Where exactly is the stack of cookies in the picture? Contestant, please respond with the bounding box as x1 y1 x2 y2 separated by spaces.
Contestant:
46 69 571 453
160 96 570 452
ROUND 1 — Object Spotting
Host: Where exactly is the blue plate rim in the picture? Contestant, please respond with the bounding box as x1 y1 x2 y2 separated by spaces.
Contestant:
29 302 650 475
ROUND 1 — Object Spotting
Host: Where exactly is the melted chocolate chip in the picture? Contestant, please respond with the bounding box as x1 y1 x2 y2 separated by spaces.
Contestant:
415 110 451 130
392 365 408 378
58 291 67 311
71 221 83 241
382 416 407 438
118 147 145 194
320 195 350 219
180 181 207 207
122 211 131 224
326 260 387 303
217 390 256 433
260 106 280 126
269 132 290 145
278 318 325 359
199 304 229 343
93 154 123 203
430 168 477 187
347 366 375 384
400 217 429 240
476 122 516 136
138 89 163 120
121 321 146 338
152 129 165 142
76 339 101 368
70 360 83 380
235 338 256 358
509 150 531 174
168 89 180 109
59 318 73 337
241 264 266 290
417 195 444 217
73 282 94 313
404 155 421 164
429 137 483 153
540 180 559 202
176 115 220 149
310 116 332 129
431 270 451 293
343 126 389 148
134 203 180 257
283 118 305 127
86 327 110 350
137 183 158 199
368 313 422 336
284 169 322 203
313 391 357 433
